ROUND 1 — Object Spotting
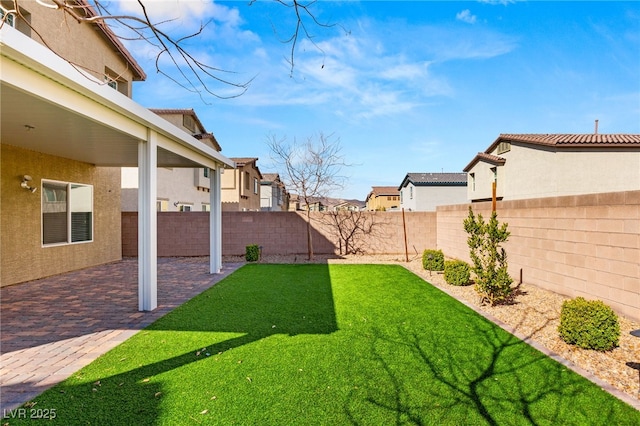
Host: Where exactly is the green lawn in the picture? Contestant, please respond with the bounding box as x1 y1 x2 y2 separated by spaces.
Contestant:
14 264 639 425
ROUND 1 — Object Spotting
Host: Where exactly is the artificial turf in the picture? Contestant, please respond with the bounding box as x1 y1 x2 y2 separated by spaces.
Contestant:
12 264 640 425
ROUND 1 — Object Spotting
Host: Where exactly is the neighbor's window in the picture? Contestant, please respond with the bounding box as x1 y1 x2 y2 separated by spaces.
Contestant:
42 181 93 245
410 186 413 199
254 178 258 194
245 172 250 190
470 173 476 191
1 5 15 27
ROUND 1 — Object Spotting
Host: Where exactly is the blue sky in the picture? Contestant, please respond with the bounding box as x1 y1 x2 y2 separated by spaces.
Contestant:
113 1 640 200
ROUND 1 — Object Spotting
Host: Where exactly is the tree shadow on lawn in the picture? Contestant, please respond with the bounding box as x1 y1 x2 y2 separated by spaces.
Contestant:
17 264 338 425
343 297 640 426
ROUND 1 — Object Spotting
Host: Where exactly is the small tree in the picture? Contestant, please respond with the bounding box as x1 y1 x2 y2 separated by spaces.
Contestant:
267 132 349 259
463 207 513 305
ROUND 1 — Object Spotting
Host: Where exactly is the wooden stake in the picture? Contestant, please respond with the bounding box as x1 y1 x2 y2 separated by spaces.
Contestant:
492 181 497 212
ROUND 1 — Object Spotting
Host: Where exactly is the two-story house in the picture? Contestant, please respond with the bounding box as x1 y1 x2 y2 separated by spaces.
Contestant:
464 133 640 202
222 158 263 211
260 173 289 211
365 186 400 211
122 109 223 212
0 1 233 310
398 172 468 211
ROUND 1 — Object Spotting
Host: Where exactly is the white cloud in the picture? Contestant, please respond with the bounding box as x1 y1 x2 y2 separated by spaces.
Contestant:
456 10 477 24
478 0 516 5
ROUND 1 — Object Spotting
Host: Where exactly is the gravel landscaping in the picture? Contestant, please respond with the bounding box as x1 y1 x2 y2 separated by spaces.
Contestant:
224 253 640 408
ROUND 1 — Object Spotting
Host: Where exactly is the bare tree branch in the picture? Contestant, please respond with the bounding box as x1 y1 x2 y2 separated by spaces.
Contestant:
267 132 350 259
2 0 339 101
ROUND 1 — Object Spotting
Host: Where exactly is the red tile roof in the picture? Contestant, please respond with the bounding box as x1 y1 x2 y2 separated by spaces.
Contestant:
493 133 640 149
464 133 640 172
463 153 506 172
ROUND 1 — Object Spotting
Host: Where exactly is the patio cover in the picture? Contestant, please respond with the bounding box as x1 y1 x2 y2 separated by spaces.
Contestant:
0 26 234 311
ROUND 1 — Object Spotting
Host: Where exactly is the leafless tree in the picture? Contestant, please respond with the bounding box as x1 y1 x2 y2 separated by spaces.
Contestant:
267 132 349 259
1 0 339 100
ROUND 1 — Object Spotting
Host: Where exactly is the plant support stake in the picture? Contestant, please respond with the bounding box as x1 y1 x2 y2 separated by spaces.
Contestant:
402 208 409 262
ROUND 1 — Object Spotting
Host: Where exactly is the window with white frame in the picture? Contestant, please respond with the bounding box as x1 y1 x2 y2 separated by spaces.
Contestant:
254 178 258 194
42 181 93 245
1 5 15 27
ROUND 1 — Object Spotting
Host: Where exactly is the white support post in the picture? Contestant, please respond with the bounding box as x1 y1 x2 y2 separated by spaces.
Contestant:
210 166 222 274
138 130 158 311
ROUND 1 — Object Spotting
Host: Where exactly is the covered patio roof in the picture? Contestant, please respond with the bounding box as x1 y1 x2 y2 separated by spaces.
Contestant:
1 26 234 311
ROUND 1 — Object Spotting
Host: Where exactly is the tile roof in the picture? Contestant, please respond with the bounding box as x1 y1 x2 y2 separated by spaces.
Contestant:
493 133 640 149
400 172 467 188
230 157 259 166
463 153 506 172
464 133 640 172
371 186 400 195
261 173 280 182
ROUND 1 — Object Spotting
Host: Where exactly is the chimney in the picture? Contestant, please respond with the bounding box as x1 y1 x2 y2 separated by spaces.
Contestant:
594 119 599 135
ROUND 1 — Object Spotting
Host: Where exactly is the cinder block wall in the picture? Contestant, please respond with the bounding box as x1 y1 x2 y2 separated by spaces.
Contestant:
437 191 640 321
121 211 437 257
121 191 639 321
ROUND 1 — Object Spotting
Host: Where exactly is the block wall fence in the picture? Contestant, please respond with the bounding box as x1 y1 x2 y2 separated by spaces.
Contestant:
121 210 437 259
121 190 639 322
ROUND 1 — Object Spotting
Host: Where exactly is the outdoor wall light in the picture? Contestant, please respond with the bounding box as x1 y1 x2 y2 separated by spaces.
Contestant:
21 175 37 193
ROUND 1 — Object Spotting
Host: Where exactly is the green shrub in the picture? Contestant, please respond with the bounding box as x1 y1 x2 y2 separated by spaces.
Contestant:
444 260 471 286
463 207 513 305
422 249 444 271
245 244 261 262
558 297 620 351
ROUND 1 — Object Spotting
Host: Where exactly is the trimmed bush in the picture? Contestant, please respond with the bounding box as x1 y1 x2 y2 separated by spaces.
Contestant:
422 249 444 271
558 297 620 351
444 260 471 286
245 244 260 262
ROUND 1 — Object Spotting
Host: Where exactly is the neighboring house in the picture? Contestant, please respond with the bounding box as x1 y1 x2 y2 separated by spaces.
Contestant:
332 200 365 211
222 158 263 211
288 194 302 211
260 173 289 211
306 200 327 212
365 186 401 211
398 172 468 211
121 109 222 212
464 133 640 202
0 2 233 311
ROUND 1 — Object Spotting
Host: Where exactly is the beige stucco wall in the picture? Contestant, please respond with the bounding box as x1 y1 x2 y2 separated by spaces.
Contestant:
366 194 401 211
221 166 261 211
121 167 212 212
14 1 136 95
1 145 122 286
468 144 640 201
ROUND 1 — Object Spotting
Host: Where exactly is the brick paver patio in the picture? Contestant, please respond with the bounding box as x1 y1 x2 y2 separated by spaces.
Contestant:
0 257 243 413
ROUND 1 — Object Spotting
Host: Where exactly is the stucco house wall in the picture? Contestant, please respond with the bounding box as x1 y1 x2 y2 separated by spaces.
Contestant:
122 167 213 212
0 1 143 286
466 134 640 202
13 1 144 95
1 145 122 286
120 109 219 212
221 158 262 211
